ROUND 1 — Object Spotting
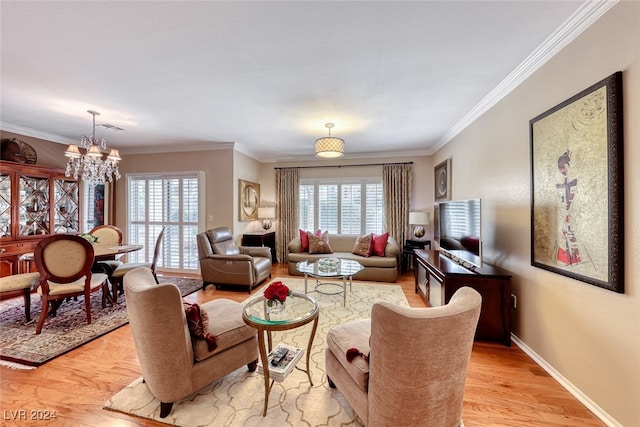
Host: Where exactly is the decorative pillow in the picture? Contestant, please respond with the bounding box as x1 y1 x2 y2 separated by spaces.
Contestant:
352 234 373 257
183 302 217 351
371 232 389 257
299 229 322 252
308 231 333 254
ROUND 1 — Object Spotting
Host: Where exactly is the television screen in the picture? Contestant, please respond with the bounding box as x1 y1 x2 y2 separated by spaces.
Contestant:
437 198 482 269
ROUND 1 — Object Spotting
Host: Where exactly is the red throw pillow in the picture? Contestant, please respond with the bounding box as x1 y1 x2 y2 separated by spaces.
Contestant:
300 229 309 252
299 229 323 252
183 302 217 351
371 232 389 257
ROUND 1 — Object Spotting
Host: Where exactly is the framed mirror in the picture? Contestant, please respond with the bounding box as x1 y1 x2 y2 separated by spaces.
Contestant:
239 179 260 221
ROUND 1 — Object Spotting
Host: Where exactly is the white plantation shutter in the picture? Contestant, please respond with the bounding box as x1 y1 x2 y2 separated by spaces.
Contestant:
299 179 382 235
318 184 338 233
365 183 383 234
299 184 315 231
127 172 204 272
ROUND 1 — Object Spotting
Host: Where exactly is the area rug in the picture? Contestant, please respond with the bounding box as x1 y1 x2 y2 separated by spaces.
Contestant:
104 277 409 427
0 276 202 367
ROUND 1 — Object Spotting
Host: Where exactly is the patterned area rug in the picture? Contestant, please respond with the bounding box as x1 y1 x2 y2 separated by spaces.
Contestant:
103 277 409 427
0 276 202 367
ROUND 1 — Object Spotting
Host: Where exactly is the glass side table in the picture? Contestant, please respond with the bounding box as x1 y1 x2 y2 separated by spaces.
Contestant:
242 292 319 416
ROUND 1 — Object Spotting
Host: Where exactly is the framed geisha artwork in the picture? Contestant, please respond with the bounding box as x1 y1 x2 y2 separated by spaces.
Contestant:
529 71 623 293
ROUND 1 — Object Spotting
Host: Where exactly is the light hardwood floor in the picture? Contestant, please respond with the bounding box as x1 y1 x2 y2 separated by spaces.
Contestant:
0 264 604 426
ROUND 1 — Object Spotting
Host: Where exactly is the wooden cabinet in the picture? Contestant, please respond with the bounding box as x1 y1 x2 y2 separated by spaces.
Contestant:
0 161 80 276
414 249 512 346
242 231 277 263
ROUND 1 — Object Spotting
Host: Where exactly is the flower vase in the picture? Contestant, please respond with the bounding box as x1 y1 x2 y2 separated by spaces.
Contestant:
268 300 286 314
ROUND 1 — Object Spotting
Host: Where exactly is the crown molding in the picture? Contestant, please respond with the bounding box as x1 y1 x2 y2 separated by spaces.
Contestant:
0 122 77 145
433 0 618 153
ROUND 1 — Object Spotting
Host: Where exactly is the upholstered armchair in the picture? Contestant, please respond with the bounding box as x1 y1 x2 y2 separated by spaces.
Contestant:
123 267 259 418
325 287 482 427
196 227 272 293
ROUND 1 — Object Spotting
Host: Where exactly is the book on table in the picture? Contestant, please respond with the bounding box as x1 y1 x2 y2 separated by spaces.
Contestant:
257 343 304 382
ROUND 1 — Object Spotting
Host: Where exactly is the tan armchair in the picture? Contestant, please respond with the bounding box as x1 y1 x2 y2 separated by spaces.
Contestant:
325 286 482 427
197 227 272 293
123 267 258 418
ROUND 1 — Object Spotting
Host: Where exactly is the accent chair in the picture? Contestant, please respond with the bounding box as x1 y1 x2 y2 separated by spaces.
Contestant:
123 266 259 418
325 286 482 427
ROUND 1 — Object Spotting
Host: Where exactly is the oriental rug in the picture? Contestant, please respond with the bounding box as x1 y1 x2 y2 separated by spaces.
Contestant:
104 277 409 427
0 276 202 367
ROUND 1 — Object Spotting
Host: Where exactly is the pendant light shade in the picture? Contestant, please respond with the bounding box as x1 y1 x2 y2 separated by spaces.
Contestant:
315 123 344 158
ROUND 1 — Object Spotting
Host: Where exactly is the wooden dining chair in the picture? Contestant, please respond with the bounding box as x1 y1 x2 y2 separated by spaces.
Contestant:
33 234 110 335
110 227 166 301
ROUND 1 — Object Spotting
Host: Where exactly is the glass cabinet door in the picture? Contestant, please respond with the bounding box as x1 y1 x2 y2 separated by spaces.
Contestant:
19 175 50 236
54 178 79 233
0 173 11 238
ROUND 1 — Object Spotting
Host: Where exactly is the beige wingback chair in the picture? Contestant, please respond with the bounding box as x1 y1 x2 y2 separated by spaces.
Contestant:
196 227 272 293
325 286 482 427
123 267 258 418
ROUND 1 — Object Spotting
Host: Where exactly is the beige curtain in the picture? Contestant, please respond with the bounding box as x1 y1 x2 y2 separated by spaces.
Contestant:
275 168 299 264
383 163 412 250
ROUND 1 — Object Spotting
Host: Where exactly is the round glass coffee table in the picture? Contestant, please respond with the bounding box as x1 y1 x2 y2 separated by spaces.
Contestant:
242 292 319 416
296 258 364 306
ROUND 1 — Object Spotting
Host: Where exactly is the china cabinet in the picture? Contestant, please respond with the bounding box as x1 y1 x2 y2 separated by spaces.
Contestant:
0 161 80 276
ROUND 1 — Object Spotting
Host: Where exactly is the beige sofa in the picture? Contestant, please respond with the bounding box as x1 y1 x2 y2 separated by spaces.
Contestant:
287 234 399 282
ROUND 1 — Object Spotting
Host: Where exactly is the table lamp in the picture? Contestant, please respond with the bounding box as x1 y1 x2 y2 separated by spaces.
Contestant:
258 207 276 230
409 211 429 238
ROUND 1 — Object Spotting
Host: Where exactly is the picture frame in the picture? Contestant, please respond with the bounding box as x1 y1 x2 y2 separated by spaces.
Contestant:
434 158 451 202
530 71 623 293
239 179 260 221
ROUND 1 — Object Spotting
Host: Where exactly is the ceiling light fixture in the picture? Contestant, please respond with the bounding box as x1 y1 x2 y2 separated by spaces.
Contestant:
64 110 122 184
315 123 344 158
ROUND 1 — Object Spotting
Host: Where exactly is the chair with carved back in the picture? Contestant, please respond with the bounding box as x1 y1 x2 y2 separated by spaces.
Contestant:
33 234 110 335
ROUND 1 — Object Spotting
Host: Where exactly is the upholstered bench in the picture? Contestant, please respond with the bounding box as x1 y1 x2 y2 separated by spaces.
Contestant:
0 272 40 322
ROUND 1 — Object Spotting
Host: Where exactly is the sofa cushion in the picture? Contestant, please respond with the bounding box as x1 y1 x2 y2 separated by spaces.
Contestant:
191 299 256 362
352 234 373 257
372 232 389 257
327 318 371 392
308 231 333 254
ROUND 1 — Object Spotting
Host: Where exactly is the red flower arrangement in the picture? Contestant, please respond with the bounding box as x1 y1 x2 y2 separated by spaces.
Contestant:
264 281 292 306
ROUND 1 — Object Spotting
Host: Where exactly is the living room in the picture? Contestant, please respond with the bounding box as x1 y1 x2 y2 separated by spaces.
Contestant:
1 1 639 426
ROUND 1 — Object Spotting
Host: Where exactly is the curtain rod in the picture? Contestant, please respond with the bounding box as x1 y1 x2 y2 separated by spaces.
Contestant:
274 161 413 170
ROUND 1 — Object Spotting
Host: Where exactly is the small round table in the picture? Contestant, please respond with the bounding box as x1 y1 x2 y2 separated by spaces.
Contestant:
296 258 364 306
242 292 319 417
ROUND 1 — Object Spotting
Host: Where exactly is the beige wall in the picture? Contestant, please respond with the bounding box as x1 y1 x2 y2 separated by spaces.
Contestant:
434 3 639 425
234 151 264 240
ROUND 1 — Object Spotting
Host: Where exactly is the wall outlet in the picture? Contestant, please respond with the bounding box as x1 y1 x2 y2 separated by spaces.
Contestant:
511 294 517 309
208 215 214 222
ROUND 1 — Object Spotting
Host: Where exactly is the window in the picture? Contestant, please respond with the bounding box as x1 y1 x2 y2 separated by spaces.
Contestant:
299 178 383 235
127 172 205 273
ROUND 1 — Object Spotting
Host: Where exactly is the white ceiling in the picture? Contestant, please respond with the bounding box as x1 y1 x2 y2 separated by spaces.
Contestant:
1 1 607 163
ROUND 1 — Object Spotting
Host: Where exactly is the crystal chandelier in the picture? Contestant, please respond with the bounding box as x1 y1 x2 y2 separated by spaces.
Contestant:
65 110 121 184
315 123 344 158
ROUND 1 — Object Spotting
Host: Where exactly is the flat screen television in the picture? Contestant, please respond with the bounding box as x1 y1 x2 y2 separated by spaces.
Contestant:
437 198 482 270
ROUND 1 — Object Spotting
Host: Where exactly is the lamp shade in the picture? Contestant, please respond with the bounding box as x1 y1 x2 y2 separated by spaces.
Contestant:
409 211 429 225
258 207 275 219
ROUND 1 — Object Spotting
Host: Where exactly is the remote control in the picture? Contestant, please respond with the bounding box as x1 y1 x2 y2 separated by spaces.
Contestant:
271 347 289 366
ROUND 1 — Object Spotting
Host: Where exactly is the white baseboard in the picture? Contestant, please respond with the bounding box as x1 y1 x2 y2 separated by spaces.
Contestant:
511 334 621 427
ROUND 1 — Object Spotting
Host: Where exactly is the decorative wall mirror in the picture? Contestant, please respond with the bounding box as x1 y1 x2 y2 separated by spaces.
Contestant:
239 179 260 221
